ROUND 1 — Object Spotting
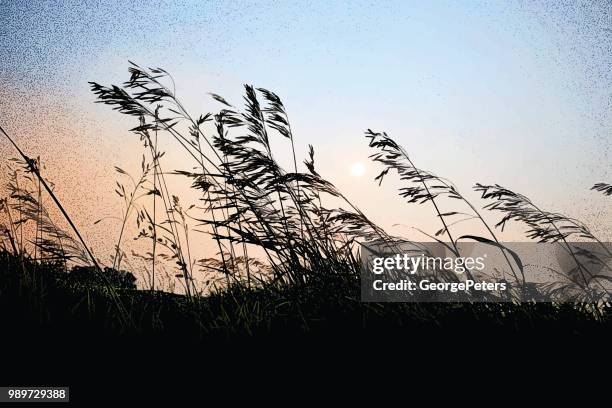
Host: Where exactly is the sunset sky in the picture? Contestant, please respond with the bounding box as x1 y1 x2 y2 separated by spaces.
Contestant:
1 0 611 264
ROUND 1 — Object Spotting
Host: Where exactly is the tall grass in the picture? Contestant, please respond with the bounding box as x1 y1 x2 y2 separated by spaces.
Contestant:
592 183 612 196
0 125 131 326
366 129 524 285
0 62 610 333
88 62 396 295
475 183 612 299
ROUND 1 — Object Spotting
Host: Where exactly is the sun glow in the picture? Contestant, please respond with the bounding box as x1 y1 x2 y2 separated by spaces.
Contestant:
350 162 366 177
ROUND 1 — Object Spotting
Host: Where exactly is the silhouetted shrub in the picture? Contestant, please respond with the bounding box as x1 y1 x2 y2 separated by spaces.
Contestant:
66 266 137 290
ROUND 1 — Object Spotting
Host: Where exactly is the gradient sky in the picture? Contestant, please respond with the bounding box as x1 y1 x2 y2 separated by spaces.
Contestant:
1 0 611 260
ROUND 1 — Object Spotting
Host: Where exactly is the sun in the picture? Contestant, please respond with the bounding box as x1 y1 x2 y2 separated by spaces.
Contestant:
350 162 366 177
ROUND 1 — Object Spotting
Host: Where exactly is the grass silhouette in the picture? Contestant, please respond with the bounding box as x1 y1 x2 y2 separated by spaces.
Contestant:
0 62 611 338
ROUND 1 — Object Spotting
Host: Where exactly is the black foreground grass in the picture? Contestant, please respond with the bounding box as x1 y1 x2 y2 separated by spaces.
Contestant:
2 251 610 341
2 252 611 402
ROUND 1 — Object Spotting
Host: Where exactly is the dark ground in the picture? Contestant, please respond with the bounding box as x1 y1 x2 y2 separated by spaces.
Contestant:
0 252 609 405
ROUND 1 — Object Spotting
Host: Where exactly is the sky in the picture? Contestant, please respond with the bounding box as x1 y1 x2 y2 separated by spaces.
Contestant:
0 0 611 267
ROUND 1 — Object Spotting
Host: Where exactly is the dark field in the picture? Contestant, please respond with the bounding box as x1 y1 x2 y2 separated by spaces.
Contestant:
1 64 611 403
